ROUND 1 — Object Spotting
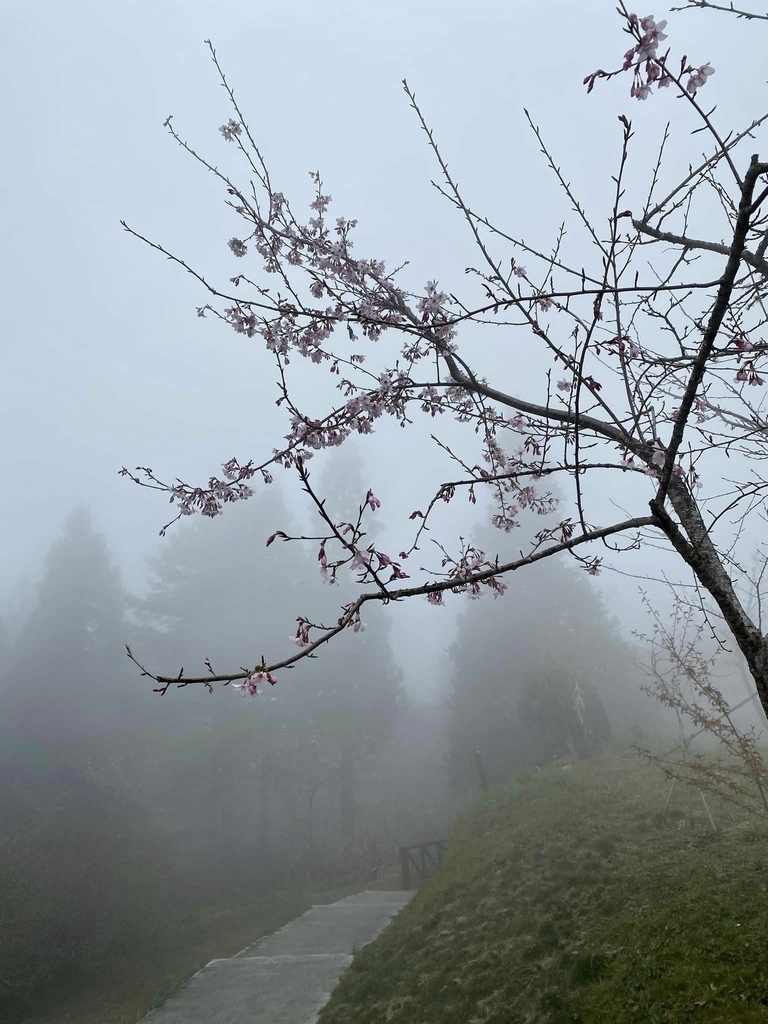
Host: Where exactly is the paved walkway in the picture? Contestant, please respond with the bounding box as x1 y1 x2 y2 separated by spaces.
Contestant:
140 890 414 1024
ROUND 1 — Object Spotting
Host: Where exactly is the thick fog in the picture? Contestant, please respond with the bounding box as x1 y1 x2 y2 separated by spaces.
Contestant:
2 1 768 1020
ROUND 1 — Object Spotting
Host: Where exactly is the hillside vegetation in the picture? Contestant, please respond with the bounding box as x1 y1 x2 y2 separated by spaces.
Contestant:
319 754 768 1024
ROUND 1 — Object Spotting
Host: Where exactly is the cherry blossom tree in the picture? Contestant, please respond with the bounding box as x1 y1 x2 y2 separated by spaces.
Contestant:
123 1 768 714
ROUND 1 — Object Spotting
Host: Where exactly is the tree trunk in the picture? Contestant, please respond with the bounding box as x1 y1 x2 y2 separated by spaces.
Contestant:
657 480 768 714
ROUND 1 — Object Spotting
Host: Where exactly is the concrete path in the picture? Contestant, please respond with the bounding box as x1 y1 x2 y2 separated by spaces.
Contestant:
140 890 413 1024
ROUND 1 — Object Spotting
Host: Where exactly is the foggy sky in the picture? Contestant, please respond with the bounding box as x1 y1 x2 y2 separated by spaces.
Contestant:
3 0 766 698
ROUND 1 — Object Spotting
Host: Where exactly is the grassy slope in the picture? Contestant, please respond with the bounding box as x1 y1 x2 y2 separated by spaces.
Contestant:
19 869 402 1024
319 756 768 1024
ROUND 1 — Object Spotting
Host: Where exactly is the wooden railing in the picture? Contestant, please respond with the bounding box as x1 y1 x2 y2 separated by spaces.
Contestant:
399 839 448 890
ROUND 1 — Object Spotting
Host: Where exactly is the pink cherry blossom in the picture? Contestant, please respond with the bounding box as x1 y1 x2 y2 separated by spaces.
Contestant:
419 281 449 318
686 64 715 95
636 17 667 61
219 119 242 142
233 670 277 697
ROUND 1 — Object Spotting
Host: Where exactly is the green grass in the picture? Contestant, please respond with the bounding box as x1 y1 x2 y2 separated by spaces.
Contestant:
318 755 768 1024
17 869 402 1024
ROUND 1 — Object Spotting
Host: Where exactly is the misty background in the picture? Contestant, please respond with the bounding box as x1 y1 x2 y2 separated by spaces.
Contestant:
2 0 767 1019
5 0 764 671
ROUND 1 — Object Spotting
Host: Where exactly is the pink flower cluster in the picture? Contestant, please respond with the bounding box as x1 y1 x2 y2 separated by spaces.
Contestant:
168 458 261 520
603 334 640 361
133 116 558 550
735 362 765 387
477 436 557 534
431 541 510 604
644 443 699 489
233 670 277 697
290 604 365 653
584 12 714 102
318 536 409 587
733 334 765 386
686 63 715 95
294 618 312 646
